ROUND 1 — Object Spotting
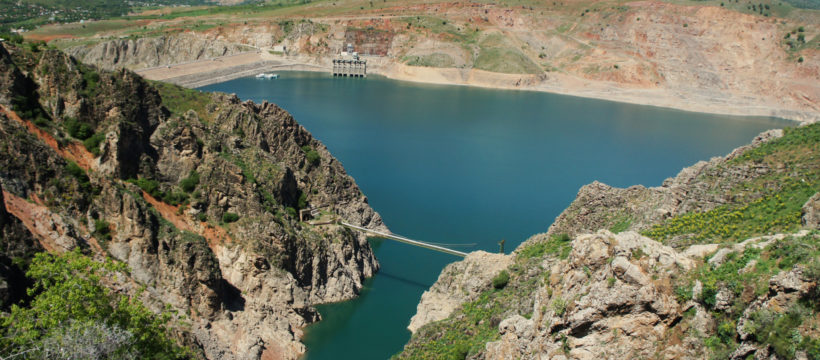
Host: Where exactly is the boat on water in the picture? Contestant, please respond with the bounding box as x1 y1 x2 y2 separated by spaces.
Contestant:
255 73 280 79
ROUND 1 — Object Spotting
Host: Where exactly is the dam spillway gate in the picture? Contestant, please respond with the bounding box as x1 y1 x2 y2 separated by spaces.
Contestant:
332 59 367 77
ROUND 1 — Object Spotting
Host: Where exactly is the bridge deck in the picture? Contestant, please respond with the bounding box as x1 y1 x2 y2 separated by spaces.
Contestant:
340 222 467 257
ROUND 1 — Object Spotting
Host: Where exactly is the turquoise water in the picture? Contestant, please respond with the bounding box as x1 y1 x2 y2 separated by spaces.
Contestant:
199 72 788 359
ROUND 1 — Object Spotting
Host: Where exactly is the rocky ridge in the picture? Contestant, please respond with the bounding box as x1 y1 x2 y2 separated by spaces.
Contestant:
0 42 383 359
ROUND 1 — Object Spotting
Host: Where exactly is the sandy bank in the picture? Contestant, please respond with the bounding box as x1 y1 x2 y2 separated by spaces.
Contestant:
138 53 818 124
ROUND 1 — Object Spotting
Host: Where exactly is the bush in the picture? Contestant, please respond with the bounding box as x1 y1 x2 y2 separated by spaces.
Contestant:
83 133 105 156
517 233 572 260
93 220 111 241
161 191 188 206
222 212 239 223
196 212 207 222
749 306 816 359
129 178 162 198
717 321 736 343
302 145 321 166
552 297 567 316
82 70 101 97
0 33 24 44
179 171 200 193
805 260 820 301
33 117 49 128
675 284 693 302
64 117 93 140
65 161 91 193
297 192 308 210
0 250 186 359
492 270 510 289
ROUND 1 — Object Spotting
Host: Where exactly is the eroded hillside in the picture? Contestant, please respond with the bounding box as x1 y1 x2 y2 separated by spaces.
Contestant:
45 0 820 121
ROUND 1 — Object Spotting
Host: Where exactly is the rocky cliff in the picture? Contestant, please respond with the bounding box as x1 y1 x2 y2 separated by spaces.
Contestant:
0 42 383 359
399 122 819 359
67 33 253 70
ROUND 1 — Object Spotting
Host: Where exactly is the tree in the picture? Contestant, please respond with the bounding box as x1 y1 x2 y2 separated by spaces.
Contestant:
0 250 186 359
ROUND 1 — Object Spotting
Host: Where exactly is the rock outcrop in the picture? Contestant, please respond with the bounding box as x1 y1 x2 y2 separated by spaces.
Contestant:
409 251 513 333
0 42 383 359
0 182 41 310
479 231 818 360
67 33 252 70
803 192 820 229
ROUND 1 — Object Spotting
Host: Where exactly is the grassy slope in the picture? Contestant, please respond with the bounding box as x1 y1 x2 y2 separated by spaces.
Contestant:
643 124 819 246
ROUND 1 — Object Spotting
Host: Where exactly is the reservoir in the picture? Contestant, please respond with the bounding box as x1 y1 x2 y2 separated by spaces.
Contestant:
199 72 788 359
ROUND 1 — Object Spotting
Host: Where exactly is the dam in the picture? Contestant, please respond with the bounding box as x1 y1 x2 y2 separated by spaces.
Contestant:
332 58 366 77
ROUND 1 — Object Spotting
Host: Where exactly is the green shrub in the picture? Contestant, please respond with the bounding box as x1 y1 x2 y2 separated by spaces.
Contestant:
161 191 188 206
552 297 567 316
179 171 200 193
806 260 820 301
93 219 111 241
749 305 816 359
83 132 105 156
152 81 214 124
302 145 321 166
492 270 510 289
0 33 24 44
129 178 162 198
64 161 91 193
0 250 187 359
63 117 93 140
196 212 207 222
517 233 572 260
286 207 297 218
33 116 49 128
81 69 101 97
609 216 632 233
222 212 239 223
297 192 308 210
675 284 693 302
717 321 736 343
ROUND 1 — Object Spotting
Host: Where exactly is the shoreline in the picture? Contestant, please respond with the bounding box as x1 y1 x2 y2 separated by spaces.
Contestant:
137 53 817 124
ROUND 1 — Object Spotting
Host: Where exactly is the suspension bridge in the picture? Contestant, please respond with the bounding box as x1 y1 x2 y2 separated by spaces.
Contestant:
339 222 472 257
